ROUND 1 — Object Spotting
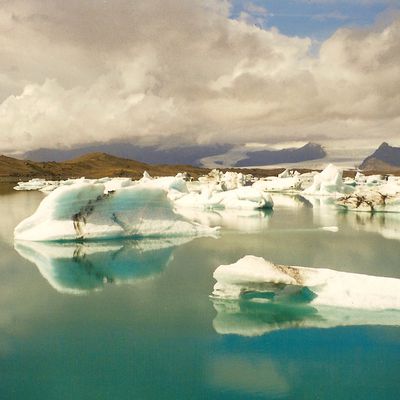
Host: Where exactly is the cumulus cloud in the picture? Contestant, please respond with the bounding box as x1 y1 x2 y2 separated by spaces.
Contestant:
0 0 399 153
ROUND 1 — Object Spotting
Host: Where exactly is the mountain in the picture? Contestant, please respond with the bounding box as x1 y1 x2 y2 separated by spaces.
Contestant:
234 142 326 167
23 143 233 166
360 142 400 171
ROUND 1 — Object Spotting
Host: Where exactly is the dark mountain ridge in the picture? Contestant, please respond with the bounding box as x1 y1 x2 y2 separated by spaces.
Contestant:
235 142 326 167
24 143 233 166
360 142 400 170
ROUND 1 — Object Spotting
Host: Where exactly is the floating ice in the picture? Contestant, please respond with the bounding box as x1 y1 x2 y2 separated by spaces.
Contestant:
14 182 218 241
337 191 400 213
15 238 192 294
303 164 354 196
212 255 400 310
253 176 302 192
14 178 48 191
175 187 273 210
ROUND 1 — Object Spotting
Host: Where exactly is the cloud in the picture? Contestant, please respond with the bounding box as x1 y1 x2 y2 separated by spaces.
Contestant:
0 0 399 153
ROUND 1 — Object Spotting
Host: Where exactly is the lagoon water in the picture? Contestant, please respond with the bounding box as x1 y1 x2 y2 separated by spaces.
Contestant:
0 188 399 399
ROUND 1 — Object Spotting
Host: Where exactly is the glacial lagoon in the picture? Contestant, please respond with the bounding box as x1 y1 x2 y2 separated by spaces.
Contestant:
0 188 399 399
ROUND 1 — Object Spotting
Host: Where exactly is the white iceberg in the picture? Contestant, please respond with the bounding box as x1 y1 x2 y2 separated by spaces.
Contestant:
253 176 302 192
303 164 354 196
14 182 218 241
212 255 400 310
175 187 273 211
14 178 48 191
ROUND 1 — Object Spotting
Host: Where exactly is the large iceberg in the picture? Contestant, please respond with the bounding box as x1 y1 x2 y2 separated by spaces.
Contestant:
15 238 192 294
212 255 400 310
14 182 218 241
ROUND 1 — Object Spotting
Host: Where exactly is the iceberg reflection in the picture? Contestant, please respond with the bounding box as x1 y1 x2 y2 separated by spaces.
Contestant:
175 208 273 232
15 238 194 294
343 212 400 241
212 298 400 337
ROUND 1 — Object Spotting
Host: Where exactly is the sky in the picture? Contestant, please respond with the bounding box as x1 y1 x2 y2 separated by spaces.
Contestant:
0 0 399 155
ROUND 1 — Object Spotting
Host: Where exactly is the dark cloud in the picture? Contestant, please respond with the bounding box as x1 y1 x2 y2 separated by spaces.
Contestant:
0 0 399 153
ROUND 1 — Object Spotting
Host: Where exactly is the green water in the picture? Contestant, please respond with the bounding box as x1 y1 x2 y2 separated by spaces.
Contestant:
0 190 399 399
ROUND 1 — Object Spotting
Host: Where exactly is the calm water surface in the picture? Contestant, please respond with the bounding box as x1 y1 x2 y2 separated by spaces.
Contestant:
0 188 399 399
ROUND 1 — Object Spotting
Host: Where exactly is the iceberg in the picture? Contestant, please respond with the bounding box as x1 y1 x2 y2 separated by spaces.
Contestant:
175 187 273 211
14 182 218 241
14 178 48 191
252 176 302 192
303 164 354 196
212 255 400 310
336 191 400 213
15 238 192 294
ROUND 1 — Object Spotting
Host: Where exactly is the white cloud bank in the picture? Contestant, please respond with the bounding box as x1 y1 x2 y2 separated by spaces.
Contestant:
0 0 399 153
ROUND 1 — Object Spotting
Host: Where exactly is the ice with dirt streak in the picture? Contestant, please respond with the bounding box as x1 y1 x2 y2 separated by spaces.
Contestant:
14 182 218 241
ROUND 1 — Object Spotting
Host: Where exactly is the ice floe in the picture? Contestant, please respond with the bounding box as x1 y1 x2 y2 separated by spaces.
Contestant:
212 255 400 310
14 182 218 241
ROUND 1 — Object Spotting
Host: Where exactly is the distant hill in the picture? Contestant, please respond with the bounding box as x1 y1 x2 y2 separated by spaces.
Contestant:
360 142 400 171
0 152 307 181
235 142 326 167
24 143 233 166
0 152 211 180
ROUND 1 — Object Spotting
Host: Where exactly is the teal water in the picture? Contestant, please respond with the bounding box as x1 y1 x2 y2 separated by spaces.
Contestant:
0 189 399 399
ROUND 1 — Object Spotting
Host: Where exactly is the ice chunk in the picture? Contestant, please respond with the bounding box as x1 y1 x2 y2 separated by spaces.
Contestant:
14 178 48 191
337 191 400 213
14 182 218 241
212 255 400 310
102 177 134 192
253 176 302 192
15 238 193 294
303 164 354 196
175 187 273 210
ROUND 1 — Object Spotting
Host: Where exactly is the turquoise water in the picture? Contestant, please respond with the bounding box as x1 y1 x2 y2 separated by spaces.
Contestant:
0 189 399 399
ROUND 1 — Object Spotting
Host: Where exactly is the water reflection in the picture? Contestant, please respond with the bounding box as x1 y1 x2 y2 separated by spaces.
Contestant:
15 237 193 294
212 298 400 336
209 355 290 398
269 193 312 209
175 208 273 232
342 212 400 241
